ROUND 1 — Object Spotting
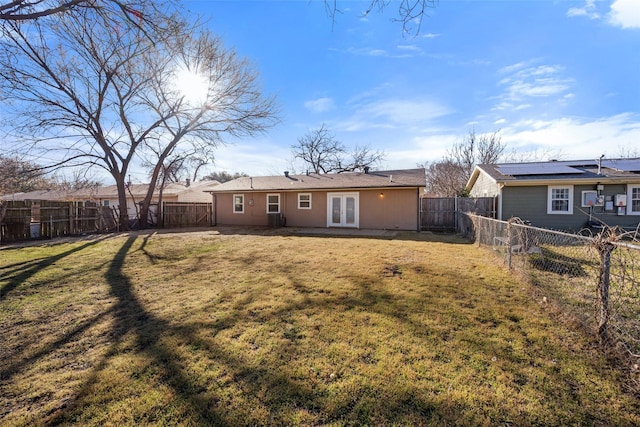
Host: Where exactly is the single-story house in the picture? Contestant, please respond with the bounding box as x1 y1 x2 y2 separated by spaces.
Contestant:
207 168 426 231
467 157 640 231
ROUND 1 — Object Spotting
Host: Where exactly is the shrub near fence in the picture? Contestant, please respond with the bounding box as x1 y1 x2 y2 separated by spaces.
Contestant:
460 212 640 389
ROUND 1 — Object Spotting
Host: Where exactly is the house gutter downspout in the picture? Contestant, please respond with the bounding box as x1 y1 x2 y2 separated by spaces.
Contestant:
211 194 217 226
417 187 421 232
498 183 505 221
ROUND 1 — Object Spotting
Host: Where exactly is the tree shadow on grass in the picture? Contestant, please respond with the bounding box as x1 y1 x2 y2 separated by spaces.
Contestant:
35 235 636 426
0 240 102 301
45 236 333 425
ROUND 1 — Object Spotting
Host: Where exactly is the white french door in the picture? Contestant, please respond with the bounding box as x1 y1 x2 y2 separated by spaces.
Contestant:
327 192 359 228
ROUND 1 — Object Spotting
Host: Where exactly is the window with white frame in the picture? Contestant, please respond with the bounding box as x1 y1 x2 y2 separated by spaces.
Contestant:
628 185 640 215
547 185 573 214
266 193 280 213
233 194 244 213
298 193 311 209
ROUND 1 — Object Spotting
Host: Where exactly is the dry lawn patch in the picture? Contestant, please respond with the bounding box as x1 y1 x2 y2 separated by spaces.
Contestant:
1 229 639 426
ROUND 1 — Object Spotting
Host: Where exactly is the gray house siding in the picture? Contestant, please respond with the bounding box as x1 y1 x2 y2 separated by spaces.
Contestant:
579 184 640 229
502 186 553 227
502 184 640 231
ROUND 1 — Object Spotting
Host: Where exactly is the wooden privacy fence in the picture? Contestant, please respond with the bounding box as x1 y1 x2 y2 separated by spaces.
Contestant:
162 202 212 228
0 200 114 244
421 196 496 231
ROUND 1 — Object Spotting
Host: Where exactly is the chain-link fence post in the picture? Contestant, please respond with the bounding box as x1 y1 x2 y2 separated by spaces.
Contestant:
506 220 512 269
596 241 615 344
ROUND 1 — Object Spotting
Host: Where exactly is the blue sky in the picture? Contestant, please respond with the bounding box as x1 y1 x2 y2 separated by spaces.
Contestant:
179 0 640 178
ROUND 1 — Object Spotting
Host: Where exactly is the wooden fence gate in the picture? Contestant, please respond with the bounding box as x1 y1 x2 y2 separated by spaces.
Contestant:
421 197 496 231
162 202 212 228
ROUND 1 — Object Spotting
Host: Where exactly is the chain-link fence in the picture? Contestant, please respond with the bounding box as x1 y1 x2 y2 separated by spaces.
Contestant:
460 213 640 388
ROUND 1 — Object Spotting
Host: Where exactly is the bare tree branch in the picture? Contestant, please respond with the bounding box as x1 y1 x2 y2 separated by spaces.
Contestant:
325 0 438 36
292 124 383 174
1 3 278 229
423 129 504 196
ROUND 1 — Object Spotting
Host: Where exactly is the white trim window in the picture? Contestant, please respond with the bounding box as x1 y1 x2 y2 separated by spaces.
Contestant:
628 184 640 215
233 194 244 213
298 193 312 209
547 185 573 214
266 193 280 214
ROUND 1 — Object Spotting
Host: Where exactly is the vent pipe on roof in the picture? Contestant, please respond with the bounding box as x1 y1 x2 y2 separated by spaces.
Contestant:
284 171 289 178
598 154 604 175
364 166 370 174
186 178 191 187
389 174 393 183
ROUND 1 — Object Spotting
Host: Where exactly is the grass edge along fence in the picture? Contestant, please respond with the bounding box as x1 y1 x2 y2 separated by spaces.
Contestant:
459 212 640 392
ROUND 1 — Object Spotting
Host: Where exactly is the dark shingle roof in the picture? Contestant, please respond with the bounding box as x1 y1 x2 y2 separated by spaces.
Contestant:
208 168 426 192
476 158 640 183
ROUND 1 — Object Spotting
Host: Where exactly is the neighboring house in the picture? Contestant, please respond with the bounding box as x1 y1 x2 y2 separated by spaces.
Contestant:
90 181 217 222
467 158 640 231
1 189 78 202
207 168 426 231
2 180 218 223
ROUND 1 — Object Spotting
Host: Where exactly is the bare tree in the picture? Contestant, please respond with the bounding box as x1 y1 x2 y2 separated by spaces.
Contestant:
0 5 278 228
618 145 640 159
421 160 468 197
293 124 344 174
292 124 384 174
324 0 438 35
202 171 248 183
422 129 504 196
449 129 504 178
0 155 52 194
50 170 102 192
502 147 557 163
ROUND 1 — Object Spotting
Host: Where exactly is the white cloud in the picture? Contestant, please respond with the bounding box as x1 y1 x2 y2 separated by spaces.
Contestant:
567 0 600 20
337 45 423 58
496 63 573 106
499 61 531 75
502 113 640 160
422 33 441 39
304 97 336 113
609 0 640 29
397 44 421 52
337 99 452 132
385 134 459 167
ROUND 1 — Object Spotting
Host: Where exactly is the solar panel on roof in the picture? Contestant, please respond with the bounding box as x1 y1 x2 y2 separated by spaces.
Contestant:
601 159 640 173
497 163 585 176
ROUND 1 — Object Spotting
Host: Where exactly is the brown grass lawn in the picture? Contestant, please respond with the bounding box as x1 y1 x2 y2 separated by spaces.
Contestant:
1 228 639 426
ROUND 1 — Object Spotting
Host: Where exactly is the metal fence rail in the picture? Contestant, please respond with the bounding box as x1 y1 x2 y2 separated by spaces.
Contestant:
460 212 640 385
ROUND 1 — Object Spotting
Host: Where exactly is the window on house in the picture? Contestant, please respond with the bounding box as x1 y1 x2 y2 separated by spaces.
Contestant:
298 193 311 209
233 194 244 213
628 185 640 215
103 200 109 207
267 194 280 213
547 185 573 214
